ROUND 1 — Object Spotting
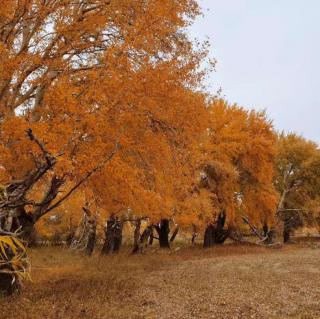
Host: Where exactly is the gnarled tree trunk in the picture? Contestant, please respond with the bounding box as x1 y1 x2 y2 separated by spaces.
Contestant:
155 219 170 248
279 210 303 243
70 204 97 256
203 211 229 248
132 224 153 254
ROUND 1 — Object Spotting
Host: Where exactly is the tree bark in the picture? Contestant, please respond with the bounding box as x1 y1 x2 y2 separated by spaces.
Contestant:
277 188 290 213
191 233 197 244
113 221 123 252
191 224 198 245
155 219 170 248
148 227 154 246
283 228 290 243
203 225 214 248
101 217 115 254
170 226 179 242
0 269 19 296
242 216 264 240
213 211 229 244
101 216 123 254
263 222 269 237
203 211 229 247
85 220 96 256
132 220 141 254
132 225 153 254
261 228 275 245
69 204 97 255
0 206 36 246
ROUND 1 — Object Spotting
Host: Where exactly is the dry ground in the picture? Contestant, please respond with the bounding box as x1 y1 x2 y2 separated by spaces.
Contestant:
1 244 320 319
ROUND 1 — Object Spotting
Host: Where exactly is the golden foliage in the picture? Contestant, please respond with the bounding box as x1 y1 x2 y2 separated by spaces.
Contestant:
0 0 209 226
197 100 278 228
275 133 320 228
1 1 315 238
0 235 30 282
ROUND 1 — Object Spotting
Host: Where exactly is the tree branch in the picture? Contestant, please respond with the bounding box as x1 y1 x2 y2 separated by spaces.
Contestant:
26 128 54 163
32 175 65 222
43 143 120 214
242 216 264 240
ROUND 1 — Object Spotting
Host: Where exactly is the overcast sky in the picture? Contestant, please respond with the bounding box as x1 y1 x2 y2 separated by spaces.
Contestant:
191 0 320 143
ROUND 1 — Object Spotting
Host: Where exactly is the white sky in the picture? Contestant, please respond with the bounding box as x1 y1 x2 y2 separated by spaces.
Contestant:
190 0 320 143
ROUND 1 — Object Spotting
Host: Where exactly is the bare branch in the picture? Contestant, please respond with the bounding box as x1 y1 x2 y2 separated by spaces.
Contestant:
242 216 264 240
26 128 51 158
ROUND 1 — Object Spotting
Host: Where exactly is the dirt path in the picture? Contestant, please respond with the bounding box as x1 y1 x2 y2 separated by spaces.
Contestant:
1 246 320 319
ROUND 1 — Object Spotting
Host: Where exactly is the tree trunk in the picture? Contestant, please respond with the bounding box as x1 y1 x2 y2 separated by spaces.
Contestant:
17 211 37 246
132 220 141 254
101 216 123 254
0 272 19 296
191 233 197 244
0 246 21 296
213 211 229 244
263 222 269 237
113 221 123 252
66 231 75 246
283 228 290 243
203 225 214 248
277 188 289 213
170 226 179 242
132 223 154 254
261 228 275 245
70 204 96 255
85 221 96 256
155 219 170 248
148 227 154 246
203 211 229 247
191 224 198 245
0 206 36 246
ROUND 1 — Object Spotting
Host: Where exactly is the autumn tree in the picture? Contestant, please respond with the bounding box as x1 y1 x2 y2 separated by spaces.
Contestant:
275 133 320 242
198 100 277 247
0 0 210 252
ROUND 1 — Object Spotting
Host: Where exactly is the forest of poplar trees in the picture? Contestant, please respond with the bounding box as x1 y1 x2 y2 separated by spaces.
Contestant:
0 1 320 318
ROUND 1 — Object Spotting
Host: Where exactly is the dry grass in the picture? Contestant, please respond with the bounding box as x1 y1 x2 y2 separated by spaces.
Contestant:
1 244 320 319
